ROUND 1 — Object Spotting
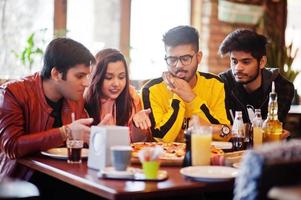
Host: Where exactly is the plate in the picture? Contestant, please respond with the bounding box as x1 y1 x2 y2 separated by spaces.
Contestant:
180 166 239 182
98 167 168 181
211 141 232 150
41 148 89 160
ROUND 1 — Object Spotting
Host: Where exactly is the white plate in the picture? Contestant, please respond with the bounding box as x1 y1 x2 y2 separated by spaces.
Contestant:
100 167 136 179
98 167 168 181
211 141 233 150
180 166 239 182
41 148 89 160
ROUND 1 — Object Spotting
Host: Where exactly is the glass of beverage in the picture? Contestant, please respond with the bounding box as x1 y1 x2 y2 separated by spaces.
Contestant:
244 123 253 149
66 139 83 164
191 125 212 166
142 161 160 179
253 126 264 147
111 145 132 171
231 111 245 151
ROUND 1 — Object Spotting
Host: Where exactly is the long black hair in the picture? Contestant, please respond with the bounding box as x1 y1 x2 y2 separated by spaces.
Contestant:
85 48 134 126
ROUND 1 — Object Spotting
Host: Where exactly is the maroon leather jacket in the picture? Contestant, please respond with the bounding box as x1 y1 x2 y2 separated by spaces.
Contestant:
0 73 87 180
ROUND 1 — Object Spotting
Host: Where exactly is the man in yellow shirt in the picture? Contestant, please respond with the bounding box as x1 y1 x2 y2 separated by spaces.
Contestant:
141 26 230 142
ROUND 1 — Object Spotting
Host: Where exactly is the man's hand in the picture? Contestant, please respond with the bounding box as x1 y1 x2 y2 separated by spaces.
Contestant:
133 108 152 130
169 78 196 102
68 118 93 143
162 71 176 89
162 72 196 102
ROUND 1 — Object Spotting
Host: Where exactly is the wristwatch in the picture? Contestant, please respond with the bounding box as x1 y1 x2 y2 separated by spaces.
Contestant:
220 124 230 137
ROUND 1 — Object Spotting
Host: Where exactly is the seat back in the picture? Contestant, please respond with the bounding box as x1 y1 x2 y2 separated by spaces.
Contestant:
0 179 39 200
234 139 301 200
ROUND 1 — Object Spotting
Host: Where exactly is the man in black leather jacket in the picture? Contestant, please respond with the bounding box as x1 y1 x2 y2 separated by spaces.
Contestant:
218 29 294 124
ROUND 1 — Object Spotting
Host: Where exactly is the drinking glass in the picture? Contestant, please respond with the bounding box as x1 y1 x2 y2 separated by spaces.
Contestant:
191 125 212 166
66 139 83 164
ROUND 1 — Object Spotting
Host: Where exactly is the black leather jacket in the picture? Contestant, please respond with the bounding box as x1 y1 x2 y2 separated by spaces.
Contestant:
0 73 87 181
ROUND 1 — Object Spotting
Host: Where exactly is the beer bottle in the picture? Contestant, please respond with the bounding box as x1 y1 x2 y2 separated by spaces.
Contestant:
252 109 263 147
231 111 245 151
262 82 282 142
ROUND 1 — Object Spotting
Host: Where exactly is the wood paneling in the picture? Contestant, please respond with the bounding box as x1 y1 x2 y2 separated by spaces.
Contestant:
54 0 67 37
120 0 131 59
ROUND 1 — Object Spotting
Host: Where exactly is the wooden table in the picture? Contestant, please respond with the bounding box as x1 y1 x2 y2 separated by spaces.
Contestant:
18 155 234 200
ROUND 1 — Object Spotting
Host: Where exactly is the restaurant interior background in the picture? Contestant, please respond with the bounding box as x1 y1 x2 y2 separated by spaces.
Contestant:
1 2 301 199
0 0 300 101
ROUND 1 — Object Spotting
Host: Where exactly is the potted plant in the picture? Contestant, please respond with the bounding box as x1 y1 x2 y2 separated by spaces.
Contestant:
257 12 300 104
12 29 47 74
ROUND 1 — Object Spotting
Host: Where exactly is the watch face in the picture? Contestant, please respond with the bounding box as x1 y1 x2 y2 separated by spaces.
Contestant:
222 125 230 135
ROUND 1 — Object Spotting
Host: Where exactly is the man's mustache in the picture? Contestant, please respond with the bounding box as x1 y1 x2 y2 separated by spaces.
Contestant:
234 72 247 76
175 69 187 74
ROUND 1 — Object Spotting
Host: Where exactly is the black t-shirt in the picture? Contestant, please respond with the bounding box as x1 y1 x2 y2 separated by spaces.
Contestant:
45 96 63 128
237 84 264 111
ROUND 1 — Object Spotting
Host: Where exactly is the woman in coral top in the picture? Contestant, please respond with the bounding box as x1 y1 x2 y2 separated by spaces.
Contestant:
84 48 151 142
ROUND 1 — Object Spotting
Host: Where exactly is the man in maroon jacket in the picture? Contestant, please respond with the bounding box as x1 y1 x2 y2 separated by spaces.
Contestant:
0 38 95 181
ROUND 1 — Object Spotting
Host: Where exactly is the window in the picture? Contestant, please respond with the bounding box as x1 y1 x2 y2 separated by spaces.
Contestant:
67 0 120 55
286 0 301 95
0 0 53 79
129 0 190 81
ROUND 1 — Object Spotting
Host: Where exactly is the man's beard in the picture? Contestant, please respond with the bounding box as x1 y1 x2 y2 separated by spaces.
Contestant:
235 65 261 85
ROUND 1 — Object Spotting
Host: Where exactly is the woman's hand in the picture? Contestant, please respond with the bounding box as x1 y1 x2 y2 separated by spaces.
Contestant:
133 108 152 130
97 113 114 126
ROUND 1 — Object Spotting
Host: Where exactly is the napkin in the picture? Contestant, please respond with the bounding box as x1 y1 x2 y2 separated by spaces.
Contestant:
138 146 164 162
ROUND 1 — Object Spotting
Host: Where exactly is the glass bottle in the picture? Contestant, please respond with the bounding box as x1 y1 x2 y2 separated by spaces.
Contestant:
262 82 282 142
182 128 192 167
252 109 263 147
231 111 245 151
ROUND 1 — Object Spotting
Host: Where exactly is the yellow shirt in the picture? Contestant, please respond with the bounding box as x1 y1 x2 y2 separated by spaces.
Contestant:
142 72 230 142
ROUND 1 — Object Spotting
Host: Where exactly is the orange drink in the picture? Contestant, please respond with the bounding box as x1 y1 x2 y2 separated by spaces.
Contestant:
191 126 212 166
253 127 263 147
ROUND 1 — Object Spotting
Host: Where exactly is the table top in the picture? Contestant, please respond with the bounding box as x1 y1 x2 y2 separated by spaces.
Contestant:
18 155 234 200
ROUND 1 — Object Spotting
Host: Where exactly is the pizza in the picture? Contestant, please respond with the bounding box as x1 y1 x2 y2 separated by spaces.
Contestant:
131 142 224 163
131 142 185 161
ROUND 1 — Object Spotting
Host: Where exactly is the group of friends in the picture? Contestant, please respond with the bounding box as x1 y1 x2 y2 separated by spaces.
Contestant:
0 26 294 183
